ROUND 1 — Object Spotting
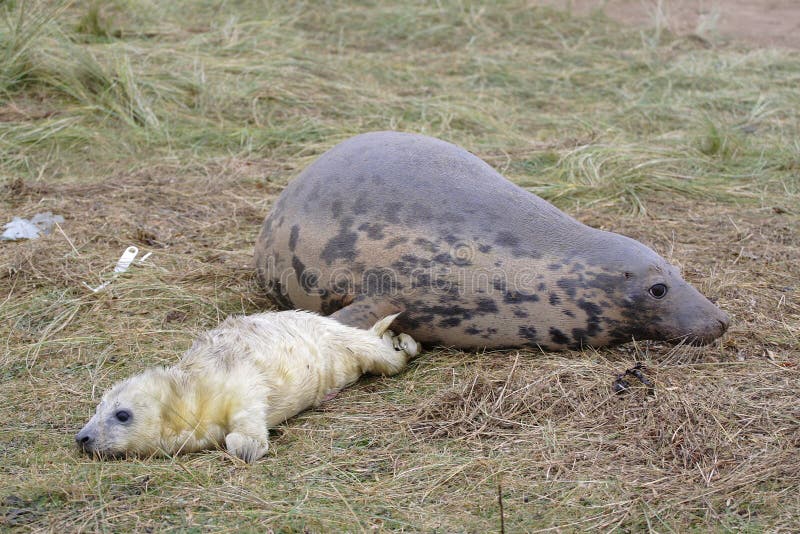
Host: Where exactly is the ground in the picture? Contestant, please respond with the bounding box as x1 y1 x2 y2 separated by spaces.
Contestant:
1 1 799 532
538 0 800 49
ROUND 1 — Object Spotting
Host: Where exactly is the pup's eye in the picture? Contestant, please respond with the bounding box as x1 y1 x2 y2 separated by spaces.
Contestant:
115 410 131 423
648 283 668 299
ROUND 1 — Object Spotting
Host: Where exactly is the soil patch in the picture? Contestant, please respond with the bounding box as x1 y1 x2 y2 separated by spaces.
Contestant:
537 0 800 49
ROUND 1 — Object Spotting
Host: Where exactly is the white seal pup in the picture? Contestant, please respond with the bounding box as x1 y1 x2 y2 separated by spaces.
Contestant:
76 310 420 463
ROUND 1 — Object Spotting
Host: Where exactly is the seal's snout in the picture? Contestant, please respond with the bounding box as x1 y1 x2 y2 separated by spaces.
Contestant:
75 429 94 452
709 306 730 339
718 311 731 332
662 278 731 347
683 307 730 346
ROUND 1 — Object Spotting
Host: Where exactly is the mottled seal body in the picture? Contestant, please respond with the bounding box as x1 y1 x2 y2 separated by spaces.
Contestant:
255 131 729 350
76 310 420 463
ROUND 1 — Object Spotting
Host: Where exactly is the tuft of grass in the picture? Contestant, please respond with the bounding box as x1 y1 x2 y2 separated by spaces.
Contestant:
74 1 118 41
0 0 69 93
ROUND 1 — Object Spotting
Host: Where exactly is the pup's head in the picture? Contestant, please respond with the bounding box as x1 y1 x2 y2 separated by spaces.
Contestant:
75 368 178 459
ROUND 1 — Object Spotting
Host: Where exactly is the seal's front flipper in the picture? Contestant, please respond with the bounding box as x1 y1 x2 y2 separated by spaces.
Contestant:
226 405 269 463
371 314 422 358
329 298 404 330
390 332 421 358
225 432 269 464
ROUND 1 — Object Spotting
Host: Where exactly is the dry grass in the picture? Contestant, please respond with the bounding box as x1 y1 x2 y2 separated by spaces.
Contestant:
1 0 799 531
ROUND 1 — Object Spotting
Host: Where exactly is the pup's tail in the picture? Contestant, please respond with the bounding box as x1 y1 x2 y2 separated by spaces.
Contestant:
370 312 402 337
370 312 422 359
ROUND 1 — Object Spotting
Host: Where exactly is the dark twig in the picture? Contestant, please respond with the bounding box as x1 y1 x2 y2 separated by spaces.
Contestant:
497 481 505 534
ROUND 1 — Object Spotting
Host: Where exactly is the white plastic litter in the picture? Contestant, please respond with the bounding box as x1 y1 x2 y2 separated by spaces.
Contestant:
1 212 64 241
2 218 40 240
114 246 139 273
83 246 141 293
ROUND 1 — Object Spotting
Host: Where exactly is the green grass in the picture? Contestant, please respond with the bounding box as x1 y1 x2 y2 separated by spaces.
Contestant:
2 1 798 204
1 0 799 531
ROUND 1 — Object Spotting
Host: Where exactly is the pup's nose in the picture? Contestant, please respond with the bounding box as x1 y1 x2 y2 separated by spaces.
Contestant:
75 430 93 451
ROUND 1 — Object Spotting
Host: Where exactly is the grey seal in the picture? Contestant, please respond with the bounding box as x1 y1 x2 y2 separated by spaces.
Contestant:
255 131 729 350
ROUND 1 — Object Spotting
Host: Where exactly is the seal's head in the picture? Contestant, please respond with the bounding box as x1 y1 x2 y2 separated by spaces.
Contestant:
583 233 730 347
75 368 174 459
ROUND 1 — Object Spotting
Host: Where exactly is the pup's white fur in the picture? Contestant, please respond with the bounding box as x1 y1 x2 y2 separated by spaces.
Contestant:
76 310 420 462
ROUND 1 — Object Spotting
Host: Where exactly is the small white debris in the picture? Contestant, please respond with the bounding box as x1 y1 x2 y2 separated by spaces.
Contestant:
83 246 144 293
1 212 64 241
114 246 139 273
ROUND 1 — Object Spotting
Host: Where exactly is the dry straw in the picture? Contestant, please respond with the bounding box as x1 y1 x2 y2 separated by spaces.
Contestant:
1 0 799 531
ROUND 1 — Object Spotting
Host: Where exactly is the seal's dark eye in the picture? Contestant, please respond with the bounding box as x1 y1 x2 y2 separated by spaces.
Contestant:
648 283 668 299
115 410 131 423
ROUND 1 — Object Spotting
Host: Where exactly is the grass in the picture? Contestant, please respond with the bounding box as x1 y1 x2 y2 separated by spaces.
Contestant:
1 0 799 531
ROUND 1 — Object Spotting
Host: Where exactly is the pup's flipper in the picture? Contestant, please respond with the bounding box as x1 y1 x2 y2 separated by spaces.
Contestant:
225 432 269 464
391 332 421 358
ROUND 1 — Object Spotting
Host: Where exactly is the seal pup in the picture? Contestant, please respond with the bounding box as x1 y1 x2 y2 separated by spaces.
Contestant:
76 310 420 463
255 131 729 350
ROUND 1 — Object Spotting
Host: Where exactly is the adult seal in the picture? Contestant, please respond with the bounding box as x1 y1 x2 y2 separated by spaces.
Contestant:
255 131 729 350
